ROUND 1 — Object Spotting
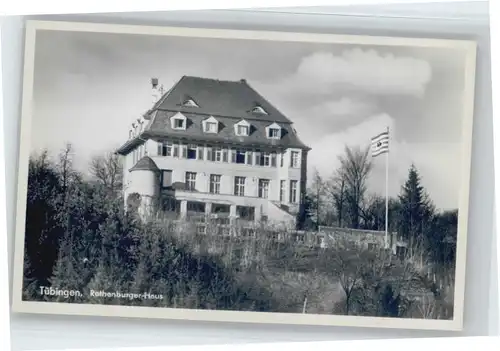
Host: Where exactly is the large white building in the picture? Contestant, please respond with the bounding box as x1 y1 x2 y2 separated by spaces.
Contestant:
116 76 311 229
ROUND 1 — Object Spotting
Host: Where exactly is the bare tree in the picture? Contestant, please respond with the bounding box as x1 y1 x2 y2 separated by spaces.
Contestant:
359 194 385 230
337 145 373 229
308 168 326 227
320 237 371 315
325 170 347 228
89 151 123 195
57 143 75 200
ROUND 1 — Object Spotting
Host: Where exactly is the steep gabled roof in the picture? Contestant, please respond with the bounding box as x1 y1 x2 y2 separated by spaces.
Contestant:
153 76 292 123
129 156 159 172
118 76 312 155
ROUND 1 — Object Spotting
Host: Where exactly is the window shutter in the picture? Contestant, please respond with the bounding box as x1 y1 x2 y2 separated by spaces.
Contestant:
231 149 237 163
198 146 204 160
222 149 228 162
173 144 179 158
254 151 261 166
271 153 277 167
206 147 212 161
246 151 252 165
158 143 162 156
181 145 187 158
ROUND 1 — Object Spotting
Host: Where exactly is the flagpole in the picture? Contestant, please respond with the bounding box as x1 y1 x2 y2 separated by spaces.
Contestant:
385 126 389 249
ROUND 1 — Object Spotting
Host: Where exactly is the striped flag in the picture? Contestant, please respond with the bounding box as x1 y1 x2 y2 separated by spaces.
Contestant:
371 130 389 157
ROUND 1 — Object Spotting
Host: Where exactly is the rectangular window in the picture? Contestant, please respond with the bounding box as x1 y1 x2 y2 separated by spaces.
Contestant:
280 180 286 202
211 147 222 162
258 179 270 199
205 122 217 133
237 125 249 136
290 180 298 203
172 144 179 158
209 174 221 194
235 150 246 164
161 170 173 188
187 144 197 159
268 128 280 138
185 172 196 191
259 152 271 166
280 153 284 167
234 176 246 196
174 118 185 129
291 151 300 168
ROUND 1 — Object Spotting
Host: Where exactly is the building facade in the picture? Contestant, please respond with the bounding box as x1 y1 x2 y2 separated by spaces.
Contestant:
117 76 311 229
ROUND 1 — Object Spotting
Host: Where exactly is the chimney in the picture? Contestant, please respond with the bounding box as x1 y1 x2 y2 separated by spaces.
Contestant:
151 77 159 88
151 77 162 105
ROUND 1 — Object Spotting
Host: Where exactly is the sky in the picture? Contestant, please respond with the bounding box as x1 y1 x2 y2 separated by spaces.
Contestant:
30 29 469 210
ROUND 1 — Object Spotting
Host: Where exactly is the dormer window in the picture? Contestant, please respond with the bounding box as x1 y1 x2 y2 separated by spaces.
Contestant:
268 128 280 138
171 112 187 130
252 106 267 115
174 119 184 128
234 119 250 137
206 122 217 132
266 122 282 140
182 97 199 108
202 116 219 134
237 125 249 136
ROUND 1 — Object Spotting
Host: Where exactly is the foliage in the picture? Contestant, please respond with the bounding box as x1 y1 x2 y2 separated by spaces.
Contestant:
22 143 457 320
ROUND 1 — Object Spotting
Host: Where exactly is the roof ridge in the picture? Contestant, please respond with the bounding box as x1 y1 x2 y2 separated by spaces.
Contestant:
182 75 247 84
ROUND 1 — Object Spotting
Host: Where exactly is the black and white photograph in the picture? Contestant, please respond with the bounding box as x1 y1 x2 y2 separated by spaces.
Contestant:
12 21 476 330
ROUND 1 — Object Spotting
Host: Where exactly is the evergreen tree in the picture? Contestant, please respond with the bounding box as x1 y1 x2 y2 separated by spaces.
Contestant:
428 210 458 265
49 232 86 303
398 164 434 244
24 151 64 291
297 193 316 230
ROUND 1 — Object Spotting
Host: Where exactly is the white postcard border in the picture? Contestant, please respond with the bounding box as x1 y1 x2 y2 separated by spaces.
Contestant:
10 19 478 332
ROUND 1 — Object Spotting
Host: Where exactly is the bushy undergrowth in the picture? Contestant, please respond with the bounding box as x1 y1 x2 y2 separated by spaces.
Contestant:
23 151 454 318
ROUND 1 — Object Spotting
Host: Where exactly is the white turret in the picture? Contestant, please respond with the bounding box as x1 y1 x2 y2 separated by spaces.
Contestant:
126 156 160 219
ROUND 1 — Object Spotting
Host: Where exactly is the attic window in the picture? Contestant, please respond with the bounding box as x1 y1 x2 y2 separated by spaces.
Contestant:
234 119 250 137
237 125 249 136
182 98 199 108
174 119 185 129
252 106 267 115
202 116 219 134
206 122 217 133
268 128 280 139
171 112 187 130
266 123 282 140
